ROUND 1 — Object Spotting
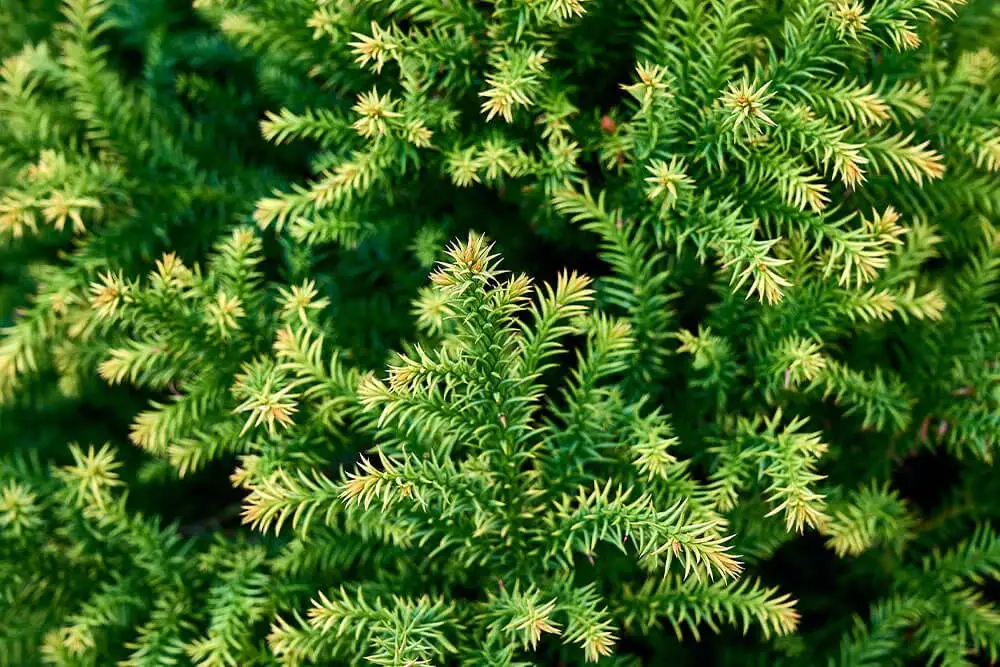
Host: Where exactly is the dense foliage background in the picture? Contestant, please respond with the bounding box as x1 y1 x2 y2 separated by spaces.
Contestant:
1 0 998 665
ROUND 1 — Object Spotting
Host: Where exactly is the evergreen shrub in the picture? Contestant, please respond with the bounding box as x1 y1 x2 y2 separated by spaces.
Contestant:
1 0 999 664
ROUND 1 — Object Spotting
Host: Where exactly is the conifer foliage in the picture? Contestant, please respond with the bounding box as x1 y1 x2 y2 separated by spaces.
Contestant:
1 0 999 665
